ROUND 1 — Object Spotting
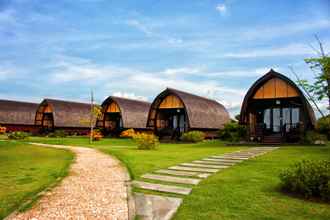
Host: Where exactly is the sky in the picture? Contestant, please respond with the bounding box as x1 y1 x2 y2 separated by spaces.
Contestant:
0 0 329 117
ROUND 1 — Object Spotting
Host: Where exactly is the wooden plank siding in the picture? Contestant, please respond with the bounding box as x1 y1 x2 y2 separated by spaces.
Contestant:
159 95 184 109
106 102 120 113
253 77 299 99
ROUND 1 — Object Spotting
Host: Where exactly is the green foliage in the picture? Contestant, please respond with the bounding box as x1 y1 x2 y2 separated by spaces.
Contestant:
303 131 327 145
7 131 30 140
133 133 159 150
218 122 247 142
298 53 330 113
180 131 205 143
279 160 330 202
48 130 67 138
317 115 330 139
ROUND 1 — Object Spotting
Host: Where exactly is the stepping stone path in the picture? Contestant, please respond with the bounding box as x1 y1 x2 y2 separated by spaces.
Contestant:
133 147 279 220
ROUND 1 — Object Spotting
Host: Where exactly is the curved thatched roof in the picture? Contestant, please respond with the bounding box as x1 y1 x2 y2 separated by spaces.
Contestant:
101 96 151 129
0 99 39 125
37 99 91 128
148 88 230 129
240 69 316 126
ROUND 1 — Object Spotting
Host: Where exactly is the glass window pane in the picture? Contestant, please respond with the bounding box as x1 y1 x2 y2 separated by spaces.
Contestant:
273 108 281 132
282 108 291 132
292 108 300 124
263 109 271 129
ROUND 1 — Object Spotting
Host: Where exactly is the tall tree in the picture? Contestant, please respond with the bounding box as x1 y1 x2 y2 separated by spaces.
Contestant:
295 36 330 116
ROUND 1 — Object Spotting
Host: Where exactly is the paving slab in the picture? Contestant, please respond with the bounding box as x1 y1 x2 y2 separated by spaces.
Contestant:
134 193 182 220
205 157 243 163
155 169 211 179
132 181 192 195
193 160 236 166
213 156 249 160
168 166 219 173
142 174 201 185
181 162 228 169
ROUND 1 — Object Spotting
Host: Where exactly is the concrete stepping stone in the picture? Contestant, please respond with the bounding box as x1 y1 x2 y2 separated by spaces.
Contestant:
134 193 182 220
181 162 228 169
169 166 219 173
142 173 201 185
206 157 243 162
132 181 192 195
193 160 236 166
213 156 249 160
155 169 211 179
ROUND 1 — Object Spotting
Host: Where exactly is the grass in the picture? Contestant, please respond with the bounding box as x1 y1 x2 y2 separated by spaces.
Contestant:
0 140 74 219
4 136 330 219
27 136 245 178
173 145 330 220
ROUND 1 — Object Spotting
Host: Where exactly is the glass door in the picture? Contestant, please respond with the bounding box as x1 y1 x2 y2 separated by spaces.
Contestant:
272 108 281 133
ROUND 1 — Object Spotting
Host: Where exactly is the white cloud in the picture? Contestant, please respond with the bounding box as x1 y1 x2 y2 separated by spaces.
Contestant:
241 19 330 41
112 91 148 101
215 3 227 15
223 43 314 58
125 19 183 45
162 67 202 76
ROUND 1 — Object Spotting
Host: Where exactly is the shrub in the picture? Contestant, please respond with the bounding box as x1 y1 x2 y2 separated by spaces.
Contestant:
218 122 247 142
303 131 327 145
48 130 67 138
120 128 136 138
316 115 330 140
7 131 29 140
279 160 330 202
0 125 6 134
91 129 103 141
133 133 159 150
181 131 205 143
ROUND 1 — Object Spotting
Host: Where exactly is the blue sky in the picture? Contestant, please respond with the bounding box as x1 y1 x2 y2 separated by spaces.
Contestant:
0 0 329 117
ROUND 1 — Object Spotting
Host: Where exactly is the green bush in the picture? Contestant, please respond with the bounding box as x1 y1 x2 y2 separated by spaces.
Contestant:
316 115 330 140
279 160 330 202
218 122 247 142
303 131 327 145
133 133 159 150
7 131 30 140
48 130 67 138
180 131 205 143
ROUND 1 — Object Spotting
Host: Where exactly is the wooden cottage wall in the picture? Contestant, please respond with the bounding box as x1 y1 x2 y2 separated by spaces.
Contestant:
253 78 299 99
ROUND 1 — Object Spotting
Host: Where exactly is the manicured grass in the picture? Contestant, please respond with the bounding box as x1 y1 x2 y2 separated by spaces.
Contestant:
173 145 330 220
27 137 245 178
0 141 74 219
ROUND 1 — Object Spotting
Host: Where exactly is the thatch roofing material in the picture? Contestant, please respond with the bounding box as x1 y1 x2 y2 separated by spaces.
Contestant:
149 88 230 129
101 96 151 129
38 99 91 128
0 99 39 125
240 69 316 126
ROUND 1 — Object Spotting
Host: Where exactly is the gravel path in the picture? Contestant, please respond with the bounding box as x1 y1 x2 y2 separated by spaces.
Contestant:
8 143 130 220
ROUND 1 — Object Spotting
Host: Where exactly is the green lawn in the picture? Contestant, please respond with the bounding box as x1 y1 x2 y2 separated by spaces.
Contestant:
5 136 330 219
0 141 74 219
174 145 330 220
27 137 244 178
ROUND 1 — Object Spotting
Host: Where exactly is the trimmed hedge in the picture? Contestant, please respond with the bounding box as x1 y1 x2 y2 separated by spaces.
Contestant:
7 131 29 140
218 122 247 142
317 115 330 140
279 160 330 202
181 131 205 143
133 133 159 150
